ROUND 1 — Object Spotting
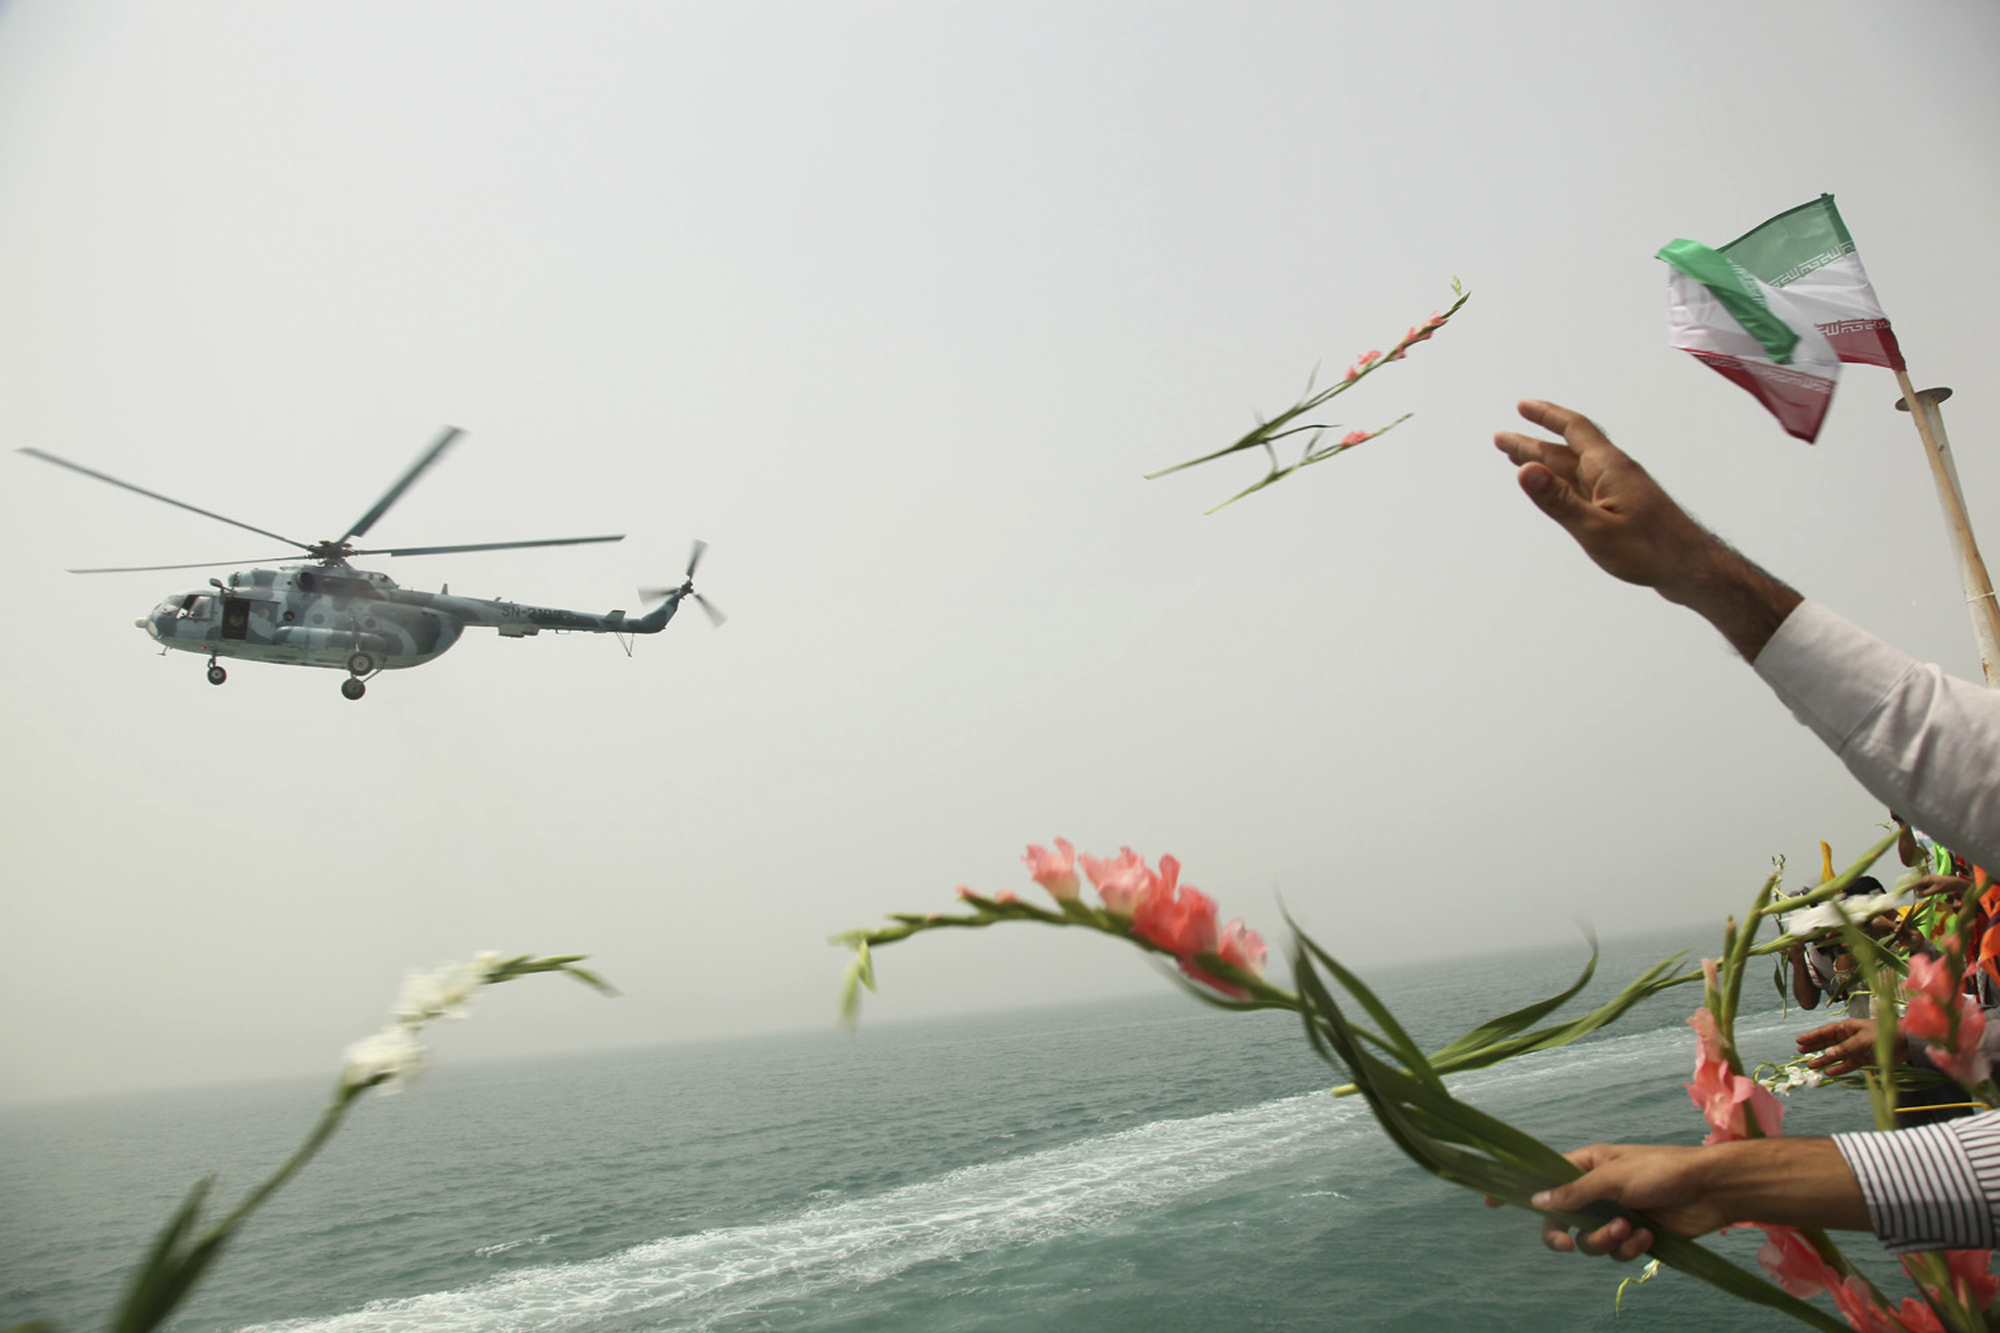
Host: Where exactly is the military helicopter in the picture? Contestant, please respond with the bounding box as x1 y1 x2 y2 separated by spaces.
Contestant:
19 427 722 700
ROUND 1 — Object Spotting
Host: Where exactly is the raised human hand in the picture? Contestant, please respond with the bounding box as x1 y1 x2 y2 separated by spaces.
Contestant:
1493 399 1801 658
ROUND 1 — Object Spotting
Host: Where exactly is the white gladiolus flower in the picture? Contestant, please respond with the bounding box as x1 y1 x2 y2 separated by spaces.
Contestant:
342 1024 425 1092
1761 1062 1827 1096
395 957 491 1022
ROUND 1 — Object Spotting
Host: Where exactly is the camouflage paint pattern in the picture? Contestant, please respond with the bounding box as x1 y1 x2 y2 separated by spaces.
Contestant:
139 564 682 674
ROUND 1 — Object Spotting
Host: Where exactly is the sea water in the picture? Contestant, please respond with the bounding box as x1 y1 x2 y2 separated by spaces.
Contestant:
0 930 1917 1332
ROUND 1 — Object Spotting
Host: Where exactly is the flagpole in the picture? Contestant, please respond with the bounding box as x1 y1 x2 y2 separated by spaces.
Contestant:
1894 374 2000 686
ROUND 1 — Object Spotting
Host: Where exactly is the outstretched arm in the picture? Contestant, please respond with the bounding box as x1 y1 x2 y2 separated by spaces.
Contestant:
1494 400 1802 660
1518 1139 1870 1262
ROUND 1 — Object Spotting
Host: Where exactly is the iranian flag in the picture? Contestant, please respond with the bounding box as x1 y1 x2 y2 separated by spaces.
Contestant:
1659 194 1903 443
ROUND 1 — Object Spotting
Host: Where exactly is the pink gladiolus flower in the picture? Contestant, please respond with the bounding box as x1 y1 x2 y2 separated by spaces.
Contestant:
1935 1001 1991 1084
1948 1250 1999 1310
1131 855 1263 996
994 890 1021 904
1357 349 1382 369
1907 953 1956 1006
1218 919 1268 981
1830 1276 1914 1333
1080 847 1150 917
1903 992 1953 1044
1904 950 1993 1084
1757 1226 1833 1299
1687 1007 1783 1143
1339 430 1372 446
1893 1298 1948 1333
1132 856 1219 958
1907 1250 2000 1313
1022 838 1080 902
1403 312 1445 346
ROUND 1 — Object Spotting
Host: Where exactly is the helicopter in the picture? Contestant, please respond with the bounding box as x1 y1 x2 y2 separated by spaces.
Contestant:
18 427 723 700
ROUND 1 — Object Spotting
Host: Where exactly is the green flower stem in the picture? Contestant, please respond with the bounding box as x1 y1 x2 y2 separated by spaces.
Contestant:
1143 283 1469 511
216 1088 355 1238
96 953 613 1333
835 892 1303 1028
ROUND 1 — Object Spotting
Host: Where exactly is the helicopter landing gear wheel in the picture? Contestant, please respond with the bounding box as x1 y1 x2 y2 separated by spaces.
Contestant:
347 651 374 676
341 677 366 701
207 662 227 686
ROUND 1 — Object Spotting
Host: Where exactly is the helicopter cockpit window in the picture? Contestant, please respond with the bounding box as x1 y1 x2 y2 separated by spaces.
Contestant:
178 595 215 620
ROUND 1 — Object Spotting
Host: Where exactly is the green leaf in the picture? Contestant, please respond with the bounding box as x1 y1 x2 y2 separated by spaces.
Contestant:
560 964 619 997
1425 939 1599 1065
1291 937 1850 1332
1291 918 1445 1095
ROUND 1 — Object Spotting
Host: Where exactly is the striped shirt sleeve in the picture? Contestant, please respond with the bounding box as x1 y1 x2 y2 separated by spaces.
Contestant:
1834 1112 2000 1252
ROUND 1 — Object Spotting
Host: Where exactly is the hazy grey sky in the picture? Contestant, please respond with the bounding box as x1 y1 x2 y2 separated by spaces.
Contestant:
3 1 1998 1104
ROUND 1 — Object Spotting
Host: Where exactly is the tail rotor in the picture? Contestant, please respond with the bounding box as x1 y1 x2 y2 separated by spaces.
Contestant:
641 540 726 627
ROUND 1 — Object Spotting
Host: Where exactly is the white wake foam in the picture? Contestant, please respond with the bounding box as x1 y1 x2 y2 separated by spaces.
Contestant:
239 1092 1369 1333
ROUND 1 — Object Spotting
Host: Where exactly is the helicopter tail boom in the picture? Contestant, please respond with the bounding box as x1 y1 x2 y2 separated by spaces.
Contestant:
626 594 682 634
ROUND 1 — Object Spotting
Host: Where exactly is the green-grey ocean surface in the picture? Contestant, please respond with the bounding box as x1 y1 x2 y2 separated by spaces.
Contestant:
2 930 1910 1332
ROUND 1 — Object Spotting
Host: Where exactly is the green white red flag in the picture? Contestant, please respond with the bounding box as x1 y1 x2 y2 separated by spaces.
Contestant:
1659 194 1903 443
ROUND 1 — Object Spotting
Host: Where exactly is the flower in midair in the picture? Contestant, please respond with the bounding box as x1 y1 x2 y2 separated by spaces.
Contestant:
1389 313 1449 360
1022 839 1080 902
1339 430 1373 446
1343 349 1384 382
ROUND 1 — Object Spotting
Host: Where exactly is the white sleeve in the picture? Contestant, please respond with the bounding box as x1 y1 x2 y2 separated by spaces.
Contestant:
1754 601 2000 872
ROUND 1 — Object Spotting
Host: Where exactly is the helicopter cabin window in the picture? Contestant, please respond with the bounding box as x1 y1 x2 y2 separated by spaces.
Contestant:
221 597 252 640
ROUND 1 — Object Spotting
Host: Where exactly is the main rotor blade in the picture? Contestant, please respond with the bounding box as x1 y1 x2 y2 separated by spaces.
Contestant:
350 534 625 558
338 426 463 543
18 448 308 550
67 555 303 574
